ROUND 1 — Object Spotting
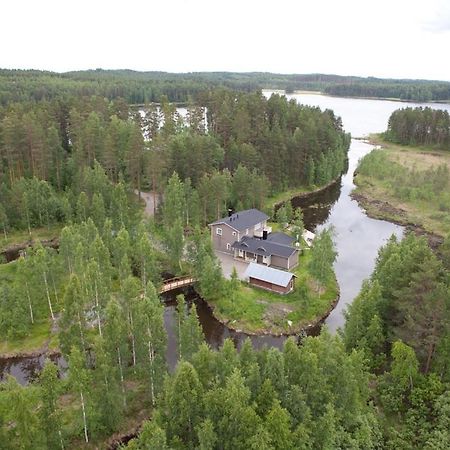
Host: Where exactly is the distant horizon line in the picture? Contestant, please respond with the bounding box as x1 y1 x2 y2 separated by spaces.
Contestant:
1 67 449 84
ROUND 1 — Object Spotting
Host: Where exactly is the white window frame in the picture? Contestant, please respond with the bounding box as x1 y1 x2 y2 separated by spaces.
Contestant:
232 231 237 236
226 243 231 250
216 228 222 236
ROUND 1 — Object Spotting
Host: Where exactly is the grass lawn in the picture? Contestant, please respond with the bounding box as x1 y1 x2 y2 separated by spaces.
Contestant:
209 250 339 334
0 224 63 252
354 135 450 237
0 319 52 354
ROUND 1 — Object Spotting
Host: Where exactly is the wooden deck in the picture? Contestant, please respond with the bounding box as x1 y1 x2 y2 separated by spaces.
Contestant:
159 276 196 294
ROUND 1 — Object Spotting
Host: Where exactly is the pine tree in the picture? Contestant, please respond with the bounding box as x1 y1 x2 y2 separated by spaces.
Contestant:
161 361 204 446
176 294 204 362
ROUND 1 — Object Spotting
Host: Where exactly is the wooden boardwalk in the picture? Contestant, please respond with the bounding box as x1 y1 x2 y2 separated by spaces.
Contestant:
159 276 196 294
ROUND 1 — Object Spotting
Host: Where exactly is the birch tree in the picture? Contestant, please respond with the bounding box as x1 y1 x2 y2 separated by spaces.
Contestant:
105 298 128 407
39 360 64 450
68 346 92 444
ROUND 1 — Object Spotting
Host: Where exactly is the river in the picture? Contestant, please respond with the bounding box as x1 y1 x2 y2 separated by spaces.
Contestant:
280 92 450 331
3 93 450 384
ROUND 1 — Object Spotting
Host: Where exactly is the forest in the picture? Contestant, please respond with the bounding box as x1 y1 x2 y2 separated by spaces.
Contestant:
385 107 450 149
0 70 449 449
1 69 450 106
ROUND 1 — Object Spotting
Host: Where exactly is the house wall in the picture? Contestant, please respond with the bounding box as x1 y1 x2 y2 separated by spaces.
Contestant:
288 250 299 269
210 223 239 254
270 255 289 270
248 277 291 294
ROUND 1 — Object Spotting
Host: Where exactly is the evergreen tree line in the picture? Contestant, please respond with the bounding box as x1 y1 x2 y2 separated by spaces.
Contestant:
342 233 450 448
200 90 349 191
385 107 450 150
1 69 449 105
1 90 349 233
325 81 450 102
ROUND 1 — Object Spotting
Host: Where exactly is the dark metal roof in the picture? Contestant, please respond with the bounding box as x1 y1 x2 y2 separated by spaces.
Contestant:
209 209 269 232
231 235 297 258
266 232 295 247
244 262 296 287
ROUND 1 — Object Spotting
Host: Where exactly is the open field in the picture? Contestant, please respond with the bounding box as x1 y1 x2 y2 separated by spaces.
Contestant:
353 135 450 238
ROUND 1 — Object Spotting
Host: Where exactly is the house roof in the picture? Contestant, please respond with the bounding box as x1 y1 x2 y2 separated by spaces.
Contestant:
266 232 295 247
231 235 297 258
244 262 296 287
209 209 269 232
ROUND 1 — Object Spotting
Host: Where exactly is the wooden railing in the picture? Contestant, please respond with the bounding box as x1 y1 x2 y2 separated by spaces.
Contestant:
159 276 196 294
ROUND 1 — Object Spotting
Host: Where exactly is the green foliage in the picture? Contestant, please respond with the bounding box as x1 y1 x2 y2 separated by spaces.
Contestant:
386 107 450 150
308 227 337 292
128 331 381 449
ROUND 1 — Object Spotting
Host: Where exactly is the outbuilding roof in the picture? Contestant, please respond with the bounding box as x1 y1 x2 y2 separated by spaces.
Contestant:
209 209 269 232
231 235 297 258
266 232 295 246
244 262 296 287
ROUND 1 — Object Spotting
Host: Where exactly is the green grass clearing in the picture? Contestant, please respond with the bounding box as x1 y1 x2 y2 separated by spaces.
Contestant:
1 224 62 252
209 251 338 334
354 135 450 237
0 319 52 354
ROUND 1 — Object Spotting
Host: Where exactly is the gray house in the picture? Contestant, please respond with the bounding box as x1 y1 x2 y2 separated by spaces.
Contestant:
209 209 299 270
209 209 270 254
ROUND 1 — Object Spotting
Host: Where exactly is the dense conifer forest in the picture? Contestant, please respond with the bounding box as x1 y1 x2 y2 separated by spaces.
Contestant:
0 71 449 449
1 69 450 105
386 107 450 149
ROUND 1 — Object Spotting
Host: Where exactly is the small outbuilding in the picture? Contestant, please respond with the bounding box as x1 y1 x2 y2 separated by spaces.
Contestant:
244 262 296 294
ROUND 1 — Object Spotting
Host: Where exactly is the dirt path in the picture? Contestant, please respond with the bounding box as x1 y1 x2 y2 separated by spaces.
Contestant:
135 190 160 217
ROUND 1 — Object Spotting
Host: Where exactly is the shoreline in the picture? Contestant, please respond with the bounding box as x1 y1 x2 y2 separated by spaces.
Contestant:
268 176 341 212
202 292 340 337
1 236 59 263
0 347 61 361
262 88 450 104
350 190 444 249
351 135 446 248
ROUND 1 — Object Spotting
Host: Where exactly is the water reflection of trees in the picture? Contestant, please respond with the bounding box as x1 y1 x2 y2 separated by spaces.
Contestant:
291 178 342 230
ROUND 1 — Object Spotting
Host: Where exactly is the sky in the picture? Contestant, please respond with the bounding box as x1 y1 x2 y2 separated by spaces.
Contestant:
2 0 450 81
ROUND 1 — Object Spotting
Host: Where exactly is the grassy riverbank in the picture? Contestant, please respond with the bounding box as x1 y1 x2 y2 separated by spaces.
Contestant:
208 251 339 335
0 224 63 254
264 178 340 213
353 134 450 237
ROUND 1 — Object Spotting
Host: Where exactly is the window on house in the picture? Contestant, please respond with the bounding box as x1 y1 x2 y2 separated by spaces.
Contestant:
216 228 222 236
226 243 231 250
232 231 236 236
